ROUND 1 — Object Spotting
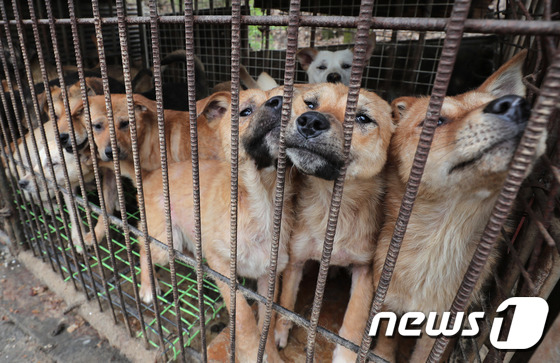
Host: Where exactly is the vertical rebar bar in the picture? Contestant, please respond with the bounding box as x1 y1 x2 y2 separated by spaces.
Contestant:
357 0 473 361
183 0 208 361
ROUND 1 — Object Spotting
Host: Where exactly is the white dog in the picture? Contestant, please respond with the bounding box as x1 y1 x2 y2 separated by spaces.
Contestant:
296 33 376 85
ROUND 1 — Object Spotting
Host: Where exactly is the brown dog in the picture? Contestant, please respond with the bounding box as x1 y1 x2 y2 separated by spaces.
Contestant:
273 83 394 361
372 50 547 362
133 88 294 362
63 92 224 246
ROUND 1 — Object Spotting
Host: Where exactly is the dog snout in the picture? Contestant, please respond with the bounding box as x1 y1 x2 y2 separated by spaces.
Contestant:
296 111 330 139
60 133 70 147
483 95 530 124
18 179 30 190
265 95 283 111
104 146 115 160
326 73 342 84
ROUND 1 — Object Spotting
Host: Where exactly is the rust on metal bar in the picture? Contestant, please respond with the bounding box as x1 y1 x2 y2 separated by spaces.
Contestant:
428 46 560 362
2 17 559 35
147 0 187 359
305 0 375 361
183 0 208 360
256 0 301 360
228 0 241 361
358 0 474 361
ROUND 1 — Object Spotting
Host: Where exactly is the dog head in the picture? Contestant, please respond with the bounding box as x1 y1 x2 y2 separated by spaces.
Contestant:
390 50 546 194
196 87 286 169
56 77 104 152
297 33 376 85
285 83 394 181
18 142 92 199
69 93 155 162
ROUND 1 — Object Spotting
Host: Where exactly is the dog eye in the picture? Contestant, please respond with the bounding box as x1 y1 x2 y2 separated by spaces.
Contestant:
93 123 103 131
119 120 129 129
342 63 352 69
437 117 448 126
356 114 376 125
305 101 316 109
240 107 252 117
317 65 327 70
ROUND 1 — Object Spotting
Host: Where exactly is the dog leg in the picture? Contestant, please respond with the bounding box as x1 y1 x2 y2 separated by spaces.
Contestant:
139 237 166 304
332 264 374 363
274 259 305 349
63 190 84 253
372 318 399 363
257 275 284 363
84 168 117 246
408 334 436 363
206 256 268 363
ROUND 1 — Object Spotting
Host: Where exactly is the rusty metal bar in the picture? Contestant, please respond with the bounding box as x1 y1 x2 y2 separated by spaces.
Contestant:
147 0 187 359
2 16 559 36
183 0 207 360
228 0 241 361
14 0 82 283
0 3 63 270
357 0 473 361
65 0 121 326
114 0 153 346
428 46 560 363
304 1 375 361
90 0 137 336
255 0 302 359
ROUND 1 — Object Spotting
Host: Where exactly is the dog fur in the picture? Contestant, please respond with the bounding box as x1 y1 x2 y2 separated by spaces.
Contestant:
273 83 394 361
296 33 376 85
371 50 547 362
133 88 295 362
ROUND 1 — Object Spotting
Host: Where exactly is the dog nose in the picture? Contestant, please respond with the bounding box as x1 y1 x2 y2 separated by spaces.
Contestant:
60 133 69 146
265 96 283 111
18 179 29 189
104 146 114 160
296 111 330 139
326 73 342 83
483 95 530 124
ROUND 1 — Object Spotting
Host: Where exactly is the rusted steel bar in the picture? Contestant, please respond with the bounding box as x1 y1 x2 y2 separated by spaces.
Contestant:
428 46 560 363
4 16 560 35
357 0 473 361
228 0 241 361
304 1 375 362
255 0 301 360
147 0 187 359
12 0 79 281
65 0 121 325
183 0 207 360
0 53 39 262
90 0 137 336
0 3 60 268
114 0 153 346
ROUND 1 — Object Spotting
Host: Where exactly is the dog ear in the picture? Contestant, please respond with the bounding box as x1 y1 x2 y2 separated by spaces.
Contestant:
84 77 104 96
390 97 415 123
132 94 155 114
296 48 319 71
71 100 85 119
477 50 527 98
365 32 376 60
196 91 231 125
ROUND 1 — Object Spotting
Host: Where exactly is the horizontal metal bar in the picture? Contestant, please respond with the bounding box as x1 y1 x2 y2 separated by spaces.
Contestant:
1 16 558 35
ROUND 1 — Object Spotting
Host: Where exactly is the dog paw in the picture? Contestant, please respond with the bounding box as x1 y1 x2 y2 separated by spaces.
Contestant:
83 232 94 246
274 320 292 349
139 282 161 304
332 345 357 363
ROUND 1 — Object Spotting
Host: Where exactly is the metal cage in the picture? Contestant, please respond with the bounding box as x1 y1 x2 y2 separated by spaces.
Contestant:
0 0 559 362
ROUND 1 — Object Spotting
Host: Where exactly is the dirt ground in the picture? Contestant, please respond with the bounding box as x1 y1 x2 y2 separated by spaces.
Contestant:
0 242 130 363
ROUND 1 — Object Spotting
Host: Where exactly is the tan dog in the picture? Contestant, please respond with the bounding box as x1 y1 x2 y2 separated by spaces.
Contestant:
372 50 547 362
62 92 225 247
17 140 94 250
273 83 394 361
133 88 294 362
